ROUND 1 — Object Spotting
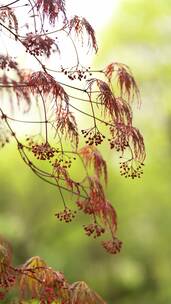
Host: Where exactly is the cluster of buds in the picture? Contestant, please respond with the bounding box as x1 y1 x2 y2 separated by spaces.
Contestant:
31 143 55 160
81 129 105 146
109 134 128 152
83 223 105 238
119 159 144 179
23 33 55 57
54 153 75 169
102 238 122 254
61 66 92 81
55 208 77 223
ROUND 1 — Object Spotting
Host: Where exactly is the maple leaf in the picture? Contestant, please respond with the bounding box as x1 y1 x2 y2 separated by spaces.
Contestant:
87 78 132 124
21 71 69 109
36 0 66 24
0 237 15 289
69 16 98 52
70 281 106 304
79 145 107 183
0 7 18 35
18 256 69 302
104 62 141 105
56 106 79 148
77 177 106 216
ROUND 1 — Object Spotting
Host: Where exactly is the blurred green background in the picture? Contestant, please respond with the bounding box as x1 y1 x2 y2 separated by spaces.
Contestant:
1 0 171 303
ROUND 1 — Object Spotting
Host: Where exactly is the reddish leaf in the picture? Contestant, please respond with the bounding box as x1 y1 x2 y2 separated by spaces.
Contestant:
69 16 98 52
70 281 106 304
79 145 107 183
36 0 66 24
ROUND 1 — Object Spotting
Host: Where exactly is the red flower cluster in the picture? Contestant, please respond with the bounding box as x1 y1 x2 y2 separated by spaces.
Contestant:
32 142 55 160
83 223 105 238
102 238 123 255
55 208 77 223
23 33 57 57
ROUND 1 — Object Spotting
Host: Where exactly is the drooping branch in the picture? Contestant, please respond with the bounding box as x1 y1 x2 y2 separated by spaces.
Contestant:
0 0 145 259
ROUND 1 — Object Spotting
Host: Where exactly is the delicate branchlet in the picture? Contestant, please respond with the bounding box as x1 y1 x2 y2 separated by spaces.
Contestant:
35 0 66 24
61 65 92 81
23 33 59 57
53 151 76 169
69 16 98 52
0 7 18 34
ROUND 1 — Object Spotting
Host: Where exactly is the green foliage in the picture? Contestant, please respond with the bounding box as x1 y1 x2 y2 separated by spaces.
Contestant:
94 0 171 303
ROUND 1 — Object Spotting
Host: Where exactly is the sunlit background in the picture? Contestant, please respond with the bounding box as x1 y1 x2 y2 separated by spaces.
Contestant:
1 0 171 303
